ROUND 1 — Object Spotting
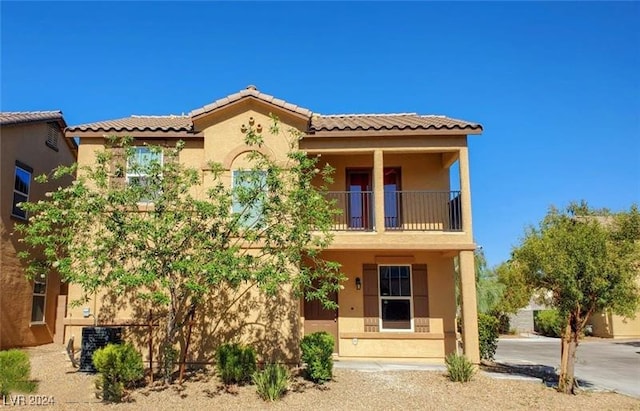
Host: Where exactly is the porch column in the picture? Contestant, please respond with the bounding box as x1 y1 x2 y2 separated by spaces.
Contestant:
459 250 480 363
458 146 474 235
373 149 385 232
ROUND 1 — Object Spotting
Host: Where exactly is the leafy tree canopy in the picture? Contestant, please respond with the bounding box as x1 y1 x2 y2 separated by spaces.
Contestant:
16 118 345 383
511 201 639 393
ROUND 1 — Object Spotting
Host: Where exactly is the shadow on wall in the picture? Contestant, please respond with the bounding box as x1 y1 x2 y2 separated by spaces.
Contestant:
96 284 300 369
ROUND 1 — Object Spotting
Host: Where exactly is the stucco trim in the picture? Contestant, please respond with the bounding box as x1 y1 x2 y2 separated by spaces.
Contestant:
340 332 445 340
223 145 275 169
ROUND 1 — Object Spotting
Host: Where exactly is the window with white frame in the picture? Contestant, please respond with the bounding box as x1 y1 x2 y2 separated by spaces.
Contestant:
126 146 163 202
379 265 412 330
232 169 267 228
12 162 32 220
31 273 47 323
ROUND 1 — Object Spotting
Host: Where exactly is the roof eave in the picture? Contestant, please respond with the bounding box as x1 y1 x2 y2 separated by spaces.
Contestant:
305 127 483 138
64 129 203 139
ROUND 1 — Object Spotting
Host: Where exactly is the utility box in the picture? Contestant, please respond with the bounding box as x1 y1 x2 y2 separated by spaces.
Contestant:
79 327 123 373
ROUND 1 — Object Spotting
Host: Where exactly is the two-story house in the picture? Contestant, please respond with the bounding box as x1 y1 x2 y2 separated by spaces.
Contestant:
63 86 482 363
0 111 77 349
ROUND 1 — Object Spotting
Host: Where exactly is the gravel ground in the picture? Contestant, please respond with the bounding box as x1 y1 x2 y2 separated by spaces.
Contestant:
7 344 640 410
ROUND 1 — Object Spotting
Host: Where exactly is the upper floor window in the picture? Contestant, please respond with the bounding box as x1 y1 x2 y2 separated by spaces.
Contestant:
12 162 33 220
232 169 266 228
46 123 59 151
31 273 47 323
126 147 163 202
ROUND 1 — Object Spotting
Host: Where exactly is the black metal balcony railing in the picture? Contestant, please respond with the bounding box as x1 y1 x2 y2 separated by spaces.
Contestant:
326 190 462 232
326 191 374 231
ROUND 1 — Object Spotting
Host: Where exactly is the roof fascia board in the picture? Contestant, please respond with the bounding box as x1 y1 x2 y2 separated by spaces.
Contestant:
65 130 203 139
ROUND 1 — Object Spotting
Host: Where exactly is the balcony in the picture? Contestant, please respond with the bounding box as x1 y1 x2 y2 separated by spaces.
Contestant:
326 190 462 232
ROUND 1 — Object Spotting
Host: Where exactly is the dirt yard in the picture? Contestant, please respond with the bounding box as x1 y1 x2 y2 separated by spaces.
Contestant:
6 344 640 410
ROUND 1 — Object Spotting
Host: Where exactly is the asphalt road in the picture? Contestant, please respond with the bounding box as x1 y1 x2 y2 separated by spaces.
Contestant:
495 337 640 398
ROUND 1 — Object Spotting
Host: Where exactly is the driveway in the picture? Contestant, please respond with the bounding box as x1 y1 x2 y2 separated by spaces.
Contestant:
495 336 640 398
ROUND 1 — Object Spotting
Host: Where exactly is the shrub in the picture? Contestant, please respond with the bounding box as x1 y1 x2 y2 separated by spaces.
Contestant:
253 363 289 401
445 353 475 382
300 331 334 383
0 350 36 396
92 343 144 402
534 310 562 338
216 343 257 385
496 313 511 335
478 313 499 361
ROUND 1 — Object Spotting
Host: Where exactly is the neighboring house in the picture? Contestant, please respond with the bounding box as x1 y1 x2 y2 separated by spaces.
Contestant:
588 215 640 338
0 111 77 349
509 298 548 335
589 305 640 339
63 86 483 363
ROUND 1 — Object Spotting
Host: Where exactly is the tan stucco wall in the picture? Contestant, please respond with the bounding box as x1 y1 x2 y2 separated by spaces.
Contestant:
65 283 302 363
317 152 450 192
318 250 457 361
590 311 640 339
65 103 306 360
63 99 478 362
0 122 75 349
589 275 640 338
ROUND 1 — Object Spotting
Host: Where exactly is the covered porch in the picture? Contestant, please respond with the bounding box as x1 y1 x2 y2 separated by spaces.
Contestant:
301 250 480 363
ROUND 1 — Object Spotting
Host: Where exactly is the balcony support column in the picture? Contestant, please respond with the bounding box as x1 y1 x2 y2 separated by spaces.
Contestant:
373 149 385 232
458 146 473 235
459 250 480 363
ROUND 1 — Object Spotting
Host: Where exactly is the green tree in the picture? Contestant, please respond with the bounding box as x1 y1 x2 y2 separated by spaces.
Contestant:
460 249 503 314
16 118 345 384
511 202 640 394
493 260 533 315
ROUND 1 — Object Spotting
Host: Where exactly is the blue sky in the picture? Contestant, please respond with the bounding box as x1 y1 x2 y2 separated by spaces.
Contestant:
2 2 639 267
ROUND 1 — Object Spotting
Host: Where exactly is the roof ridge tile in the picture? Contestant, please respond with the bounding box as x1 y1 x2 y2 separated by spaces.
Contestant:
317 113 418 118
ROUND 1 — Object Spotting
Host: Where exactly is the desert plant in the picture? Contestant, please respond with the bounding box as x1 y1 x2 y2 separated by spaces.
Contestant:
300 331 334 383
92 343 144 402
0 350 36 396
216 343 257 386
478 313 500 361
534 310 562 338
445 353 475 382
253 363 289 401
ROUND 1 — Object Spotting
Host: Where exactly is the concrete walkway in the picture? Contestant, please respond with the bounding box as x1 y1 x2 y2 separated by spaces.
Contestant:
334 360 445 372
333 358 542 383
496 336 640 398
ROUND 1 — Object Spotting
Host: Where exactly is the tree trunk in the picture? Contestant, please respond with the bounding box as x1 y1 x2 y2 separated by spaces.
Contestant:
558 316 579 394
178 307 196 384
162 307 178 385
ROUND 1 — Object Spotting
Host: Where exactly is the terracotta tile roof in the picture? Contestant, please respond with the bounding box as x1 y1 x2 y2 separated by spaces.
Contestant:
0 111 65 126
65 87 483 135
310 113 482 132
66 115 192 133
190 85 313 118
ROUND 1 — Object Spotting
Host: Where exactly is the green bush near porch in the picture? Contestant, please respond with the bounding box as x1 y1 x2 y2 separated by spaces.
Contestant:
300 331 334 383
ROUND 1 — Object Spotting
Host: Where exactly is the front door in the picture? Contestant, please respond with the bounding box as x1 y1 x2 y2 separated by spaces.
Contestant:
303 291 338 353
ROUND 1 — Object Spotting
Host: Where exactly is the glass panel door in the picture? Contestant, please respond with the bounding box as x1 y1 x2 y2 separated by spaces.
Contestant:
347 170 372 229
384 168 401 228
